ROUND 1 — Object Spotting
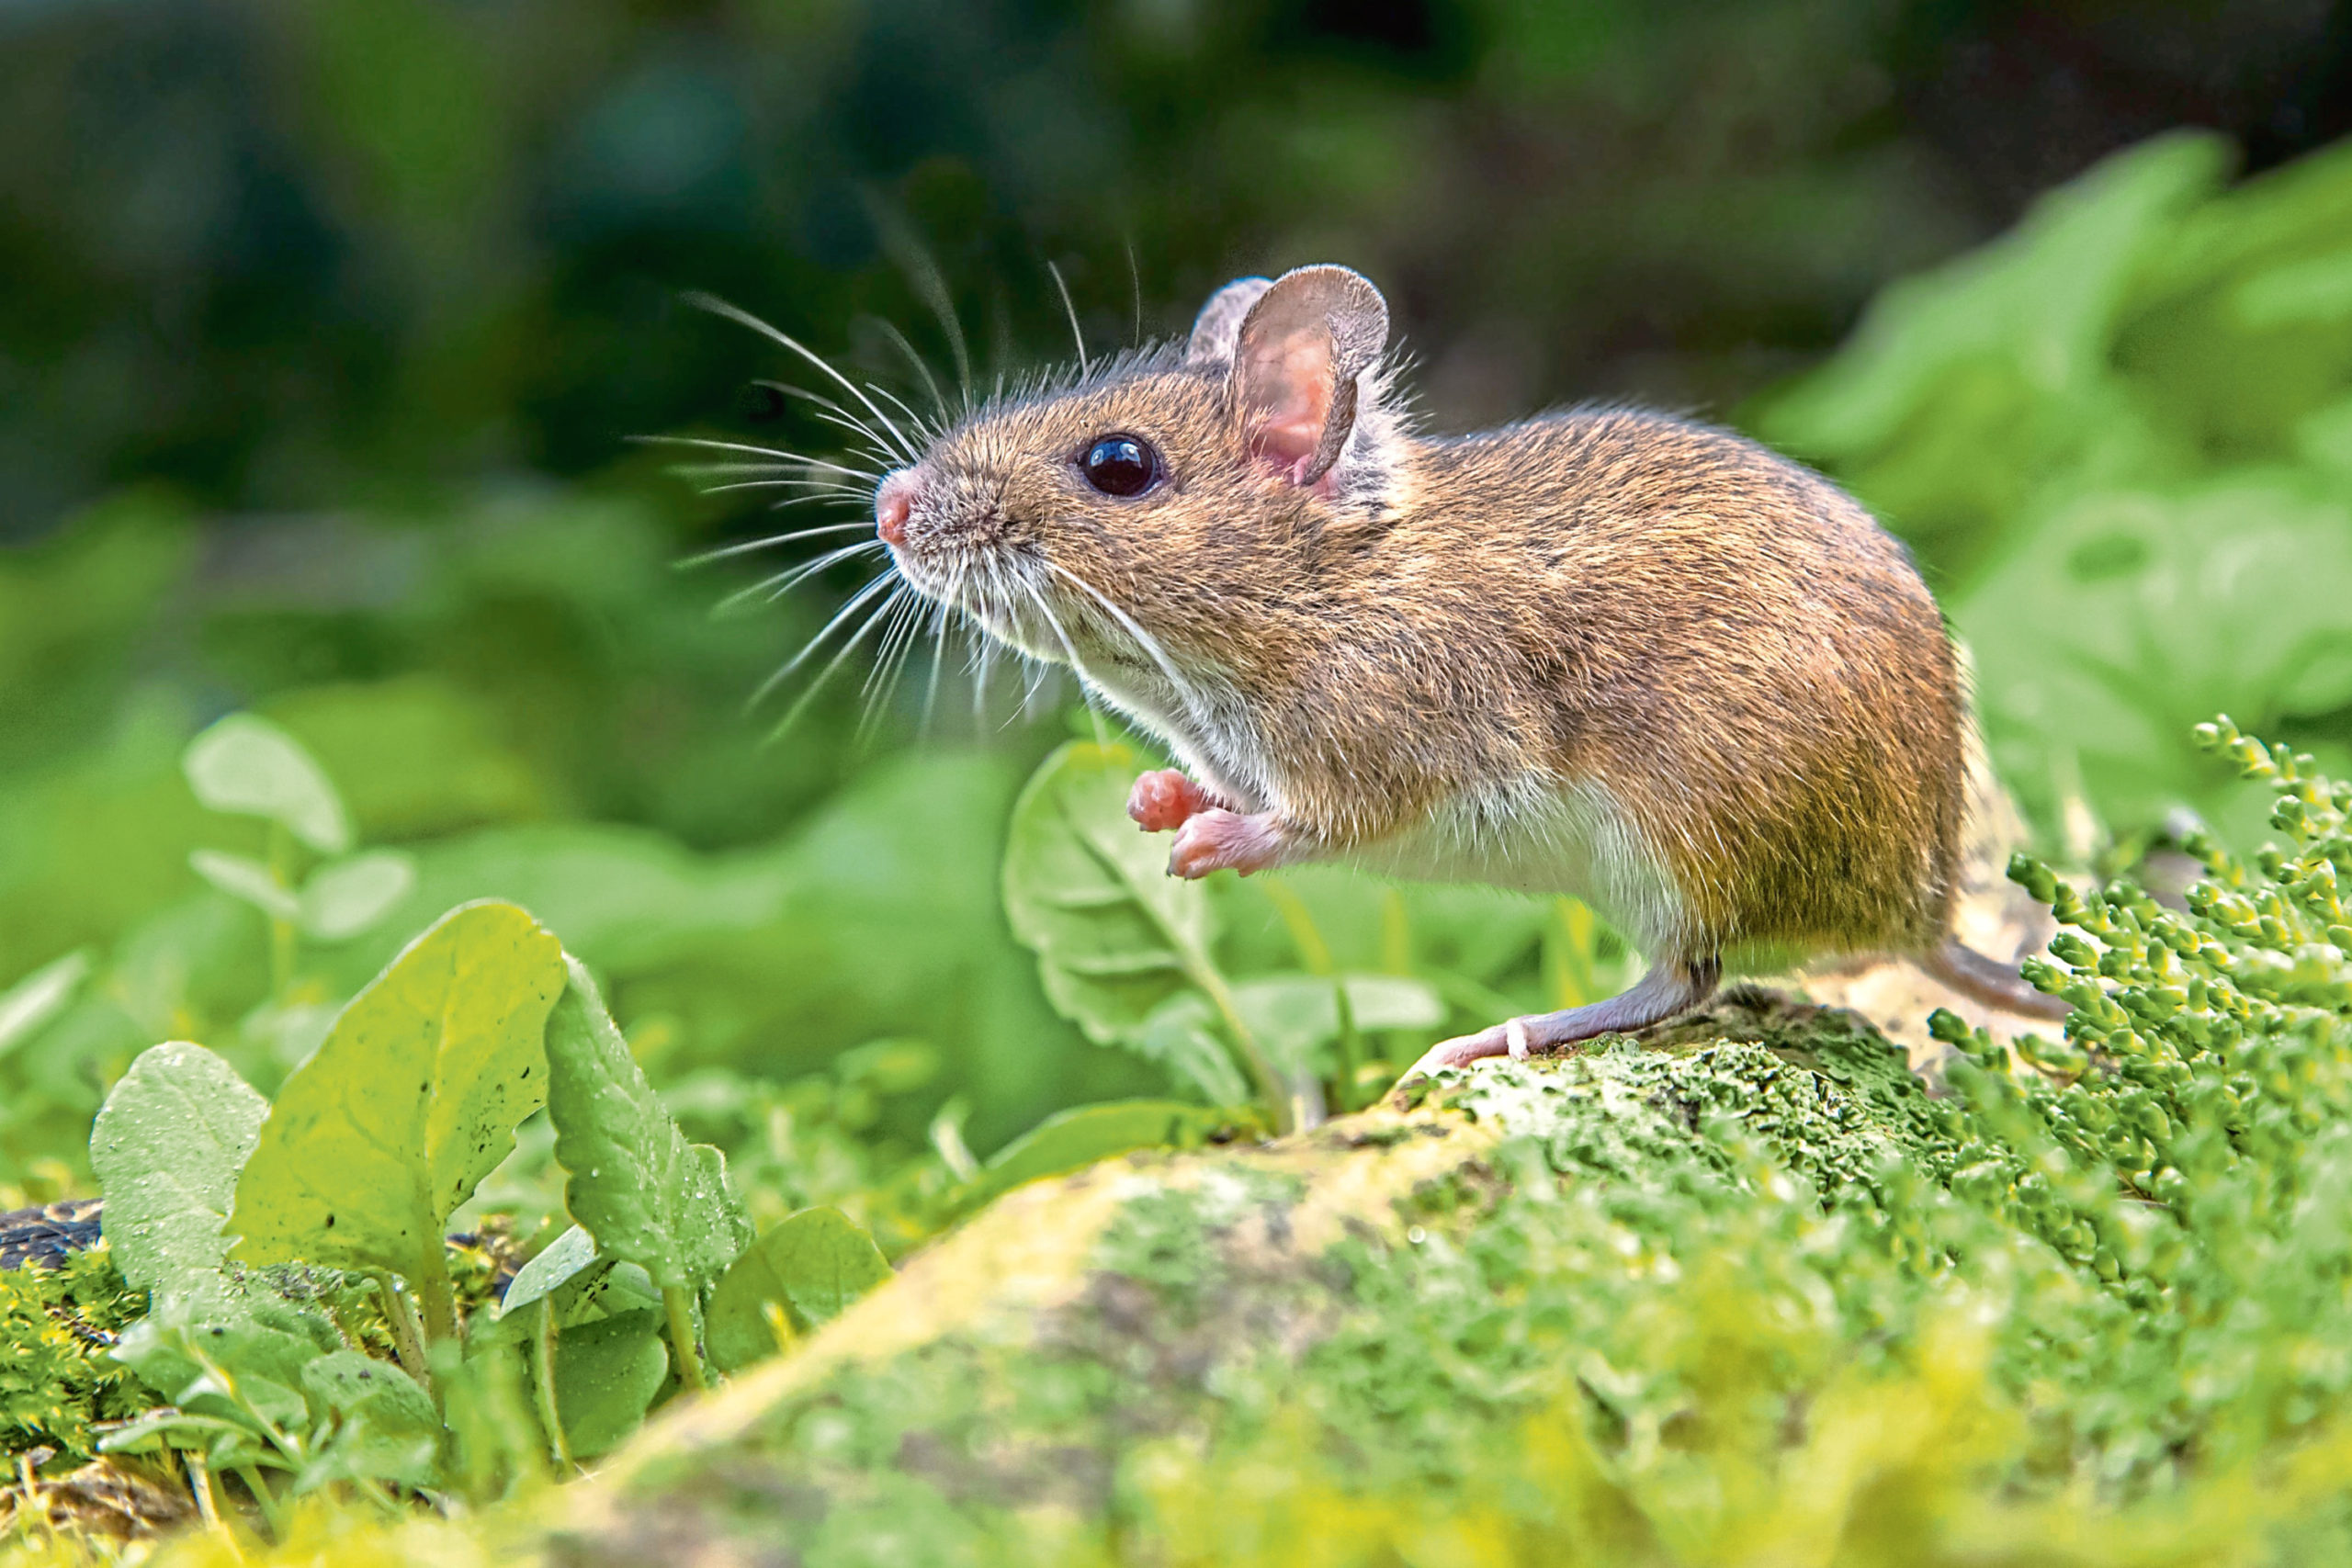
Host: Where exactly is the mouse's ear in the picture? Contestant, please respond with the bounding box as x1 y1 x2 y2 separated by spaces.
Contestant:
1229 265 1390 487
1186 276 1272 367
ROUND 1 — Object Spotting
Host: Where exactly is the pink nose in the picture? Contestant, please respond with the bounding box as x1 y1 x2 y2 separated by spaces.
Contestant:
876 472 917 546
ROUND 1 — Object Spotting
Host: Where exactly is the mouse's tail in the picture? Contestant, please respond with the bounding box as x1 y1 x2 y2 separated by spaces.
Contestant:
1922 937 2072 1021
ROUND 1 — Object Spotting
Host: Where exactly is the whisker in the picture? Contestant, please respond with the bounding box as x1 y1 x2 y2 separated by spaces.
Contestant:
678 520 875 569
1046 259 1089 379
684 292 922 463
769 580 912 741
872 317 950 421
1041 560 1209 728
635 434 878 482
694 479 871 499
1125 238 1142 347
1015 572 1109 748
718 539 888 614
751 570 903 707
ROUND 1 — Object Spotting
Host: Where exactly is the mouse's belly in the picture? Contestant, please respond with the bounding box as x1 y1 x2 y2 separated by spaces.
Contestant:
1340 774 1690 959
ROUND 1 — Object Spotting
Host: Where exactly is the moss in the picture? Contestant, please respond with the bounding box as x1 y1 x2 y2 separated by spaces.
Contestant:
0 1247 147 1466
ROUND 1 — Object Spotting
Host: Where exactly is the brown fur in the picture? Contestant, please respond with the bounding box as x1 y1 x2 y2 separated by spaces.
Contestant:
882 273 1971 983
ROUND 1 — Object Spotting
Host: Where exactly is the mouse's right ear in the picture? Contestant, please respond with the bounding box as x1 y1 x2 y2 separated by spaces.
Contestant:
1186 276 1272 367
1229 265 1390 488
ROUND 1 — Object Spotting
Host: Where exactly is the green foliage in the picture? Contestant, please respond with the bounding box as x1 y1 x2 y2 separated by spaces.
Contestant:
706 1207 893 1371
89 1042 266 1296
228 903 567 1334
543 960 750 1296
944 1100 1246 1217
1756 132 2352 844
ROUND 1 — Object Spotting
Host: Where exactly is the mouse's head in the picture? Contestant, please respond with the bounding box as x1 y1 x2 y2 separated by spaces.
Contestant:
873 264 1403 714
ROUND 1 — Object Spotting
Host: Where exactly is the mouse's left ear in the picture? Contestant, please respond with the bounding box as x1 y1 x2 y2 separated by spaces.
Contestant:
1229 265 1390 487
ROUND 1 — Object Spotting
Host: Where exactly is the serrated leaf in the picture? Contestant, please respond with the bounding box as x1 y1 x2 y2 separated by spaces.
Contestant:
0 949 91 1061
188 849 300 922
1002 741 1218 1046
227 901 567 1284
548 1308 668 1459
951 1100 1243 1214
706 1208 892 1371
544 957 751 1291
89 1042 268 1298
300 850 418 941
182 713 353 855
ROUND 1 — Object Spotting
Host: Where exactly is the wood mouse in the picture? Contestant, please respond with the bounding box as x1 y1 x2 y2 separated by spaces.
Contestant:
854 263 2064 1080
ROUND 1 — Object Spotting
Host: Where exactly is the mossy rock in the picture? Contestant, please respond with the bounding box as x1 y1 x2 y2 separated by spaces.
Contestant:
92 983 2352 1566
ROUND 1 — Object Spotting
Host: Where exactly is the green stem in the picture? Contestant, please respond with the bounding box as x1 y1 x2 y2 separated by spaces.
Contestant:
376 1273 433 1393
414 1241 459 1345
1191 962 1301 1134
663 1286 712 1393
234 1463 287 1541
1330 976 1364 1115
266 822 298 1004
531 1301 572 1470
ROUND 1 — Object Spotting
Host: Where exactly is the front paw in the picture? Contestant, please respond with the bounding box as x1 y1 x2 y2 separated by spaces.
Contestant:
1168 809 1289 879
1128 769 1214 832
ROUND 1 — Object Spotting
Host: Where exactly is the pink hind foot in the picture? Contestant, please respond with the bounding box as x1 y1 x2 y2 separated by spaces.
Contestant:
1128 769 1221 832
1394 959 1721 1092
1168 808 1297 880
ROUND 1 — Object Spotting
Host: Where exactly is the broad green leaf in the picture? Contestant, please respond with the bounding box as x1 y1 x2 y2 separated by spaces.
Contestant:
182 713 353 855
228 901 567 1282
1002 741 1216 1045
0 949 90 1061
90 1041 268 1297
706 1208 893 1371
549 1308 669 1459
300 850 418 941
296 1350 441 1492
953 1100 1243 1213
188 849 300 922
544 957 752 1291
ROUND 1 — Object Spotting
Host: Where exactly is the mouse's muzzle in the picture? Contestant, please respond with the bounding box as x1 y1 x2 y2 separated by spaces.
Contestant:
874 468 922 547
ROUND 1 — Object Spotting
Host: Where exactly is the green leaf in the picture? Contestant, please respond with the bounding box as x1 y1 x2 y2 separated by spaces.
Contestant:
498 1223 598 1320
296 1349 442 1492
953 1100 1243 1213
108 1273 341 1447
1231 974 1445 1077
89 1042 268 1298
1002 741 1214 1045
182 713 353 855
705 1208 893 1372
188 848 300 922
227 901 567 1288
544 957 752 1292
1132 995 1252 1105
548 1308 669 1459
0 949 91 1062
299 850 418 941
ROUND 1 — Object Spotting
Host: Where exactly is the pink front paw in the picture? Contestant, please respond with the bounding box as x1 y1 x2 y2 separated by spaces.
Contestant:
1168 809 1290 879
1129 769 1214 832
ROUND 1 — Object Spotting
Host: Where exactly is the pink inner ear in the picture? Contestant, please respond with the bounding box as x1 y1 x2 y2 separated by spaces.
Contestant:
1239 326 1334 479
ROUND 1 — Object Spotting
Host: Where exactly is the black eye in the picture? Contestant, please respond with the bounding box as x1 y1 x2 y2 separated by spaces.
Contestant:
1080 434 1160 498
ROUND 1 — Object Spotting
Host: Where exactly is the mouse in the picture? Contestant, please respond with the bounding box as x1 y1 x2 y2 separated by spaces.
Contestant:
856 262 2066 1084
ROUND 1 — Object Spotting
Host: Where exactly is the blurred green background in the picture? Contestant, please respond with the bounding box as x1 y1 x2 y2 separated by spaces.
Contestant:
4 1 2350 1221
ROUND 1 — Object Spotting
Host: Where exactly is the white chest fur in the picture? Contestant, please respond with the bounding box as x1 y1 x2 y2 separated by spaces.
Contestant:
1343 774 1689 961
